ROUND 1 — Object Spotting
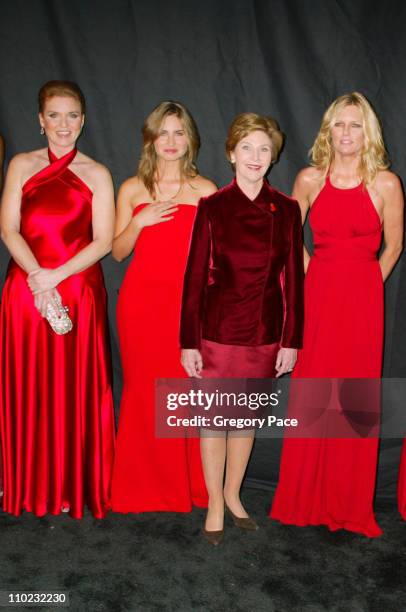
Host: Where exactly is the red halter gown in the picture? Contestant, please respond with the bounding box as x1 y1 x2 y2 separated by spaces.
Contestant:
111 204 208 513
0 148 115 518
270 176 384 537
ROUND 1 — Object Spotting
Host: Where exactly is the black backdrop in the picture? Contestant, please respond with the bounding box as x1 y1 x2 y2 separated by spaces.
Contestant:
0 0 405 502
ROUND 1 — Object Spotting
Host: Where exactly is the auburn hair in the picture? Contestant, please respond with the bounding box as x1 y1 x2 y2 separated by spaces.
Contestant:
38 80 86 114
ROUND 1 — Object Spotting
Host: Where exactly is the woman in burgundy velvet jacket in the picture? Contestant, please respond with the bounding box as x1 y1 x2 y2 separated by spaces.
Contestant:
180 113 304 545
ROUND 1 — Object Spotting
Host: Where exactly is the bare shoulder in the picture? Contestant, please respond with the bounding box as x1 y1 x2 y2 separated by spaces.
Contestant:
9 148 46 170
75 151 110 180
72 151 113 193
292 167 325 211
119 175 144 195
117 175 150 206
7 149 48 184
294 166 324 187
190 174 217 197
373 169 402 193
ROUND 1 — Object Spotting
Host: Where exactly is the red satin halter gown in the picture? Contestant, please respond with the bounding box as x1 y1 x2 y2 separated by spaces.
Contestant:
0 148 115 519
111 204 208 512
270 176 383 537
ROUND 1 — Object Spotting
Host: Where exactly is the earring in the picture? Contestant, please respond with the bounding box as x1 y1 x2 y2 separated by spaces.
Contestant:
40 127 45 135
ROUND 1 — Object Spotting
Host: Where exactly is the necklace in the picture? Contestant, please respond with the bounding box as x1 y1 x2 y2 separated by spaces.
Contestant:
155 179 183 201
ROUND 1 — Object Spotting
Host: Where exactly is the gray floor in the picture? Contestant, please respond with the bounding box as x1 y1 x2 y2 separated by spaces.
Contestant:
0 489 405 612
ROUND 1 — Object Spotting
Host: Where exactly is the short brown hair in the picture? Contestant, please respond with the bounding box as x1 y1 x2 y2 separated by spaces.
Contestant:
226 113 284 163
138 100 200 197
38 80 86 114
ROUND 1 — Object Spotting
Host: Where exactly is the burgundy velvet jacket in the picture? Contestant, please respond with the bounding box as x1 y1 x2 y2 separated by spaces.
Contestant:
180 179 304 349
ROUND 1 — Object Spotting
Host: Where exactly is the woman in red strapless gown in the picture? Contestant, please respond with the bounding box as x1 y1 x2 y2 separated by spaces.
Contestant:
270 92 404 537
111 101 216 512
0 81 115 518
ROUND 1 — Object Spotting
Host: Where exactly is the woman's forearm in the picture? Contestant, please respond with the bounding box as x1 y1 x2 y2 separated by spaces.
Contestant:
379 244 403 282
0 229 40 273
112 218 142 262
303 246 311 273
58 237 113 281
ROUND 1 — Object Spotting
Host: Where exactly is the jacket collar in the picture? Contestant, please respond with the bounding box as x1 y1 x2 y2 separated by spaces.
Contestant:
231 178 275 215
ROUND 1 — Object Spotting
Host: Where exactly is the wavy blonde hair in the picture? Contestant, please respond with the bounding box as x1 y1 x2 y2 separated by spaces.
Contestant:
137 101 200 198
226 112 284 164
310 92 389 184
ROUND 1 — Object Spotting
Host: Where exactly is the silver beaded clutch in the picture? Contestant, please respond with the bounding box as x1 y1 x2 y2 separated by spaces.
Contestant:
45 295 73 335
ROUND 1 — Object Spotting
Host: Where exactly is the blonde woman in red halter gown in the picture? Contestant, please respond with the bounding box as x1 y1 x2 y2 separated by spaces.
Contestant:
270 92 404 537
111 101 216 513
0 81 115 518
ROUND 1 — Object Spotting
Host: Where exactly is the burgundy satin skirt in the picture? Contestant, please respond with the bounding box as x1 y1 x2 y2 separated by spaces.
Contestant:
199 340 279 432
201 339 279 378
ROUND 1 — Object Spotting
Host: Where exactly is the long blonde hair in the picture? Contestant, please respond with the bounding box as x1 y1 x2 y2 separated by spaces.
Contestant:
310 92 389 184
137 101 200 198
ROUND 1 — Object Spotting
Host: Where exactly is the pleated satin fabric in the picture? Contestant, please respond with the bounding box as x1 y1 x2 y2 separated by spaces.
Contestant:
0 148 115 518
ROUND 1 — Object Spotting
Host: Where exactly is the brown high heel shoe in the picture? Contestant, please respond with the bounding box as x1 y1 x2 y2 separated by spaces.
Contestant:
225 504 259 531
201 527 224 546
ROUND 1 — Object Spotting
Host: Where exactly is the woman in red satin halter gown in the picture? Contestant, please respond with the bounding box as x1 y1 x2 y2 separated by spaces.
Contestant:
270 92 404 537
110 101 216 513
0 81 115 518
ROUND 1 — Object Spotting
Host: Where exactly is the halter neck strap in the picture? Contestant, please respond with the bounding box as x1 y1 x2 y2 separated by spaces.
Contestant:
48 147 77 165
23 148 78 193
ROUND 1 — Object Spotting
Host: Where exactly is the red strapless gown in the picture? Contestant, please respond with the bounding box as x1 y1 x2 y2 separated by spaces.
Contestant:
270 177 383 537
0 148 115 518
111 204 208 512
